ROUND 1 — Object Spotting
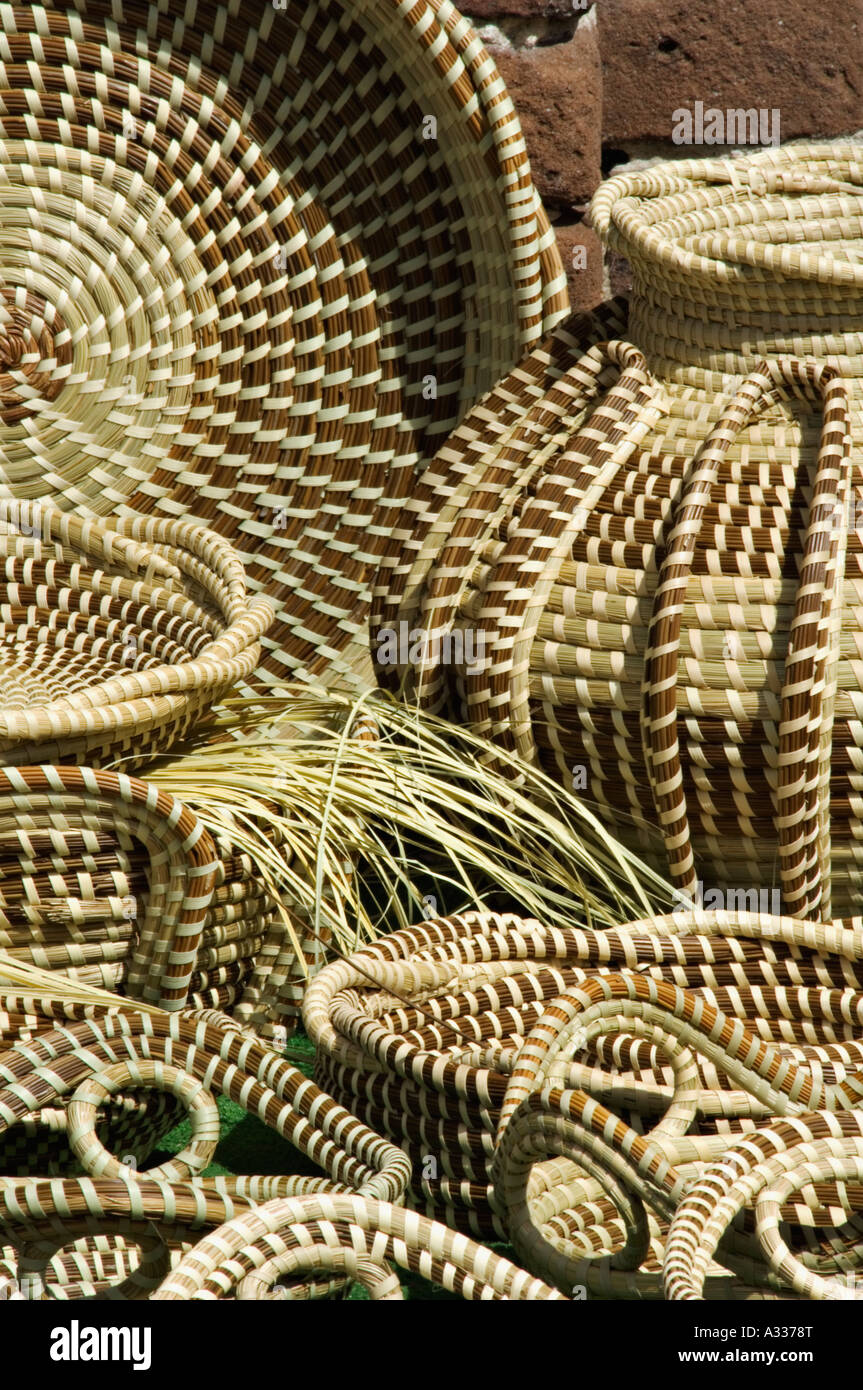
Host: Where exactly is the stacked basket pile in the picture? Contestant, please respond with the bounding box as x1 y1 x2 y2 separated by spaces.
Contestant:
0 0 566 1036
0 0 578 1300
9 0 863 1307
358 143 863 1300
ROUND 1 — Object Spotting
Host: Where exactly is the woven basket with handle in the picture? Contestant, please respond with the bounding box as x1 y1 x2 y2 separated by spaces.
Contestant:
305 904 863 1299
0 0 567 693
373 144 863 921
0 995 562 1299
0 765 318 1040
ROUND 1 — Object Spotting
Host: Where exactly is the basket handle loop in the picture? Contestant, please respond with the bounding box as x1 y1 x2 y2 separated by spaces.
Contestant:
642 359 852 920
404 338 639 711
0 766 217 1010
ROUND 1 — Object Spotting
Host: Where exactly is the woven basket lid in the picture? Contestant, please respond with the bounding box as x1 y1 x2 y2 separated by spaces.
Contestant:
590 143 863 384
0 0 567 691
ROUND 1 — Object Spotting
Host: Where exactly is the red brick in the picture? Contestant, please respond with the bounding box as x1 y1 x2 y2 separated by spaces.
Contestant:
466 1 583 17
599 0 863 143
494 28 602 207
554 223 603 313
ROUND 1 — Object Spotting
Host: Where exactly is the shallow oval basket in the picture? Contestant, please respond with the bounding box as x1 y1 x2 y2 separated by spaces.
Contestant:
0 500 272 767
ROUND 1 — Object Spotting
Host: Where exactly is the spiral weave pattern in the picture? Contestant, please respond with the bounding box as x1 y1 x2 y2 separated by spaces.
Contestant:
0 0 566 689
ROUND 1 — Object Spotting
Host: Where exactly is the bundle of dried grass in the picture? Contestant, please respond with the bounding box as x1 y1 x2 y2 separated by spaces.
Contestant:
144 688 673 963
0 689 671 1041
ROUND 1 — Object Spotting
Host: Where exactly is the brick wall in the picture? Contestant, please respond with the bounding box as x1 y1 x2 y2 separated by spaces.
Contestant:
465 0 863 312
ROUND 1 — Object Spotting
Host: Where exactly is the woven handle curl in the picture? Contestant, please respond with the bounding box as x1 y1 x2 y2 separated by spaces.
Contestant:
642 358 852 919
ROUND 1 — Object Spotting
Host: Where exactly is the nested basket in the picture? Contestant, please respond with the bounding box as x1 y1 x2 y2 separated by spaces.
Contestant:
0 0 567 692
0 499 272 768
373 144 863 921
305 905 863 1299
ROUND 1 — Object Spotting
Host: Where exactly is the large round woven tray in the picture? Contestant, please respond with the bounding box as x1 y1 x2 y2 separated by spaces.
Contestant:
0 0 567 692
372 145 863 920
